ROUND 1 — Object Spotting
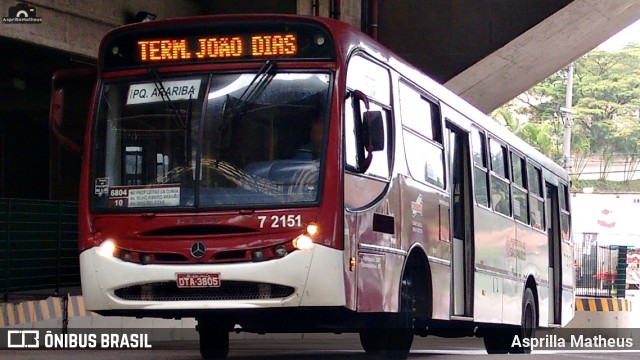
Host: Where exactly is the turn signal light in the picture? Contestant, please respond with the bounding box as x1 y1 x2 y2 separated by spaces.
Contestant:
306 223 319 236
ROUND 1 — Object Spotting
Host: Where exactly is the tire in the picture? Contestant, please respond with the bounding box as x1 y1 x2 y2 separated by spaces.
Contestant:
483 287 537 354
360 275 415 359
483 328 512 354
511 287 537 354
197 321 230 360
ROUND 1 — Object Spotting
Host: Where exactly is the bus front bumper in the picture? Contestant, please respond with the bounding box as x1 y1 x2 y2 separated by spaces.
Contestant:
80 245 346 312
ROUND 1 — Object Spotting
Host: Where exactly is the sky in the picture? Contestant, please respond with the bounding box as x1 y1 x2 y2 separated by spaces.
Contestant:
596 19 640 50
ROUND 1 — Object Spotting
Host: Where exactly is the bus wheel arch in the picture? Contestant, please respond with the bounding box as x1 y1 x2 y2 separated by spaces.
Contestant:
404 246 433 324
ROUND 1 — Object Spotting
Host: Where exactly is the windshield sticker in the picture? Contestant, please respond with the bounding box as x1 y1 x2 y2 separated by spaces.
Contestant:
108 185 180 208
95 177 109 196
126 79 201 105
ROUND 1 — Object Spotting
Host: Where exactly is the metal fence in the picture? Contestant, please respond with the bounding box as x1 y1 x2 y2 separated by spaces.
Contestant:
0 199 79 296
575 243 619 297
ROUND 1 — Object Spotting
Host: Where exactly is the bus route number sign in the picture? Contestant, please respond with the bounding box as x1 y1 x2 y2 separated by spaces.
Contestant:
176 273 220 288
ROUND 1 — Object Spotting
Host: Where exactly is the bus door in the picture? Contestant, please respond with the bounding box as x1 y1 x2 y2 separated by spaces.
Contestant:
447 123 474 317
545 182 562 325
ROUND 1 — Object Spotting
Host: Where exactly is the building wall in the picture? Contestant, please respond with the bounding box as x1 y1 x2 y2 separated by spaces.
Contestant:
572 193 640 247
0 0 210 58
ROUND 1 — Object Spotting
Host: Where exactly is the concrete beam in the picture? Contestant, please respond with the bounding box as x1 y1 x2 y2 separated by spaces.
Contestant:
445 0 640 113
0 0 208 58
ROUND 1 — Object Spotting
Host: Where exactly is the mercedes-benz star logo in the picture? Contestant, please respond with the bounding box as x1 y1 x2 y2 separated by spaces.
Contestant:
190 242 206 258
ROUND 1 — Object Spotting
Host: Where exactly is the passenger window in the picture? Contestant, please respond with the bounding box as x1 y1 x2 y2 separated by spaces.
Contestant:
560 183 570 241
125 146 143 185
489 139 508 179
403 130 445 188
528 163 545 230
528 163 542 196
491 176 511 216
398 82 442 143
511 152 528 224
489 139 510 216
471 128 489 207
511 153 525 188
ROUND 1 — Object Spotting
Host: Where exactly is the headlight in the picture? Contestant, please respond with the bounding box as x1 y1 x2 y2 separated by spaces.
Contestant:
293 234 314 250
96 240 116 257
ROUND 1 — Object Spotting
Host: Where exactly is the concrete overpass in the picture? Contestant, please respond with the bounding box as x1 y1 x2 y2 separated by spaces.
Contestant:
2 1 640 114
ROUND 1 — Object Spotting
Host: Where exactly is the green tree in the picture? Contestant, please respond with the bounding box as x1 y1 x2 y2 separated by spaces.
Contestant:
495 44 640 181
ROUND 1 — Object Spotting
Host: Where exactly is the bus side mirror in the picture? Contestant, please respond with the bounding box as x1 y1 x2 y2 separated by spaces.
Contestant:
362 111 384 151
49 68 96 156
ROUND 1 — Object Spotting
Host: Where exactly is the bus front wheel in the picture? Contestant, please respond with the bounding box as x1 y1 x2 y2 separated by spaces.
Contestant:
359 275 415 359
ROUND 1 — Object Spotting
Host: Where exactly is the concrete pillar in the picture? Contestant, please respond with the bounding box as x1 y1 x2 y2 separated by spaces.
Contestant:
297 0 360 29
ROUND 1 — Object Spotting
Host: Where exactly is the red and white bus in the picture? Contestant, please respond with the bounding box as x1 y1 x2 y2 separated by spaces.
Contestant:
50 14 574 359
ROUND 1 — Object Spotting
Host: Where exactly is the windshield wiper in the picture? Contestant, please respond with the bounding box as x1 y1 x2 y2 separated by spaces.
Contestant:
147 67 186 128
217 61 276 156
228 60 276 117
239 60 276 104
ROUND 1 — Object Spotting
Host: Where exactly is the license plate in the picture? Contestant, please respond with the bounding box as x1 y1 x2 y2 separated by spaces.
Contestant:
176 273 220 288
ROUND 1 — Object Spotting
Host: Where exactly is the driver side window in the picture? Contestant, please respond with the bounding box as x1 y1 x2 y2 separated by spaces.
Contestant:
344 98 391 179
344 54 392 180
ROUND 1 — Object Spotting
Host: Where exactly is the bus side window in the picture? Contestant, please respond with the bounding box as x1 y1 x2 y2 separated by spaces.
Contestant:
560 183 570 241
398 82 442 143
528 163 545 230
345 54 392 179
511 152 529 224
344 97 391 179
489 139 511 216
399 81 444 188
471 128 489 207
125 146 143 185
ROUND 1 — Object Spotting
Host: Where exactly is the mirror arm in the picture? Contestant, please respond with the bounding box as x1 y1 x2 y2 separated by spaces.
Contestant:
349 90 373 173
50 126 83 155
361 111 374 173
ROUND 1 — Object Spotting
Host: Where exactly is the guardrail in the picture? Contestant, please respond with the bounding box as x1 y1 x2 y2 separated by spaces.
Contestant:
0 199 79 297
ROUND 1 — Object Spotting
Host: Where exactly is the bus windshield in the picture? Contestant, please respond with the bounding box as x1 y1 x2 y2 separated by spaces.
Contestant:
92 71 330 211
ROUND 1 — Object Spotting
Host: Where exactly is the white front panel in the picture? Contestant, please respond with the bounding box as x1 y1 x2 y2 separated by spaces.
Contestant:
81 245 346 311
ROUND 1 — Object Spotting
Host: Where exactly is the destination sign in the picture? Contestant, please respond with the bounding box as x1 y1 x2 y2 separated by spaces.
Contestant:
137 34 298 62
100 21 336 71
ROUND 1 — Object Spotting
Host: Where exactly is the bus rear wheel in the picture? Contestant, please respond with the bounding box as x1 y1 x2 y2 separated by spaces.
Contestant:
483 287 536 354
197 320 230 360
359 275 415 359
511 287 536 354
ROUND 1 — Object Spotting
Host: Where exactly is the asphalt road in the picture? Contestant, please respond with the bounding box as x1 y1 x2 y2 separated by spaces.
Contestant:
2 336 640 360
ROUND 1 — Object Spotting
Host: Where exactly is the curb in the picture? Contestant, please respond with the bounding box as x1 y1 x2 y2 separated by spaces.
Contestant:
575 297 633 312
